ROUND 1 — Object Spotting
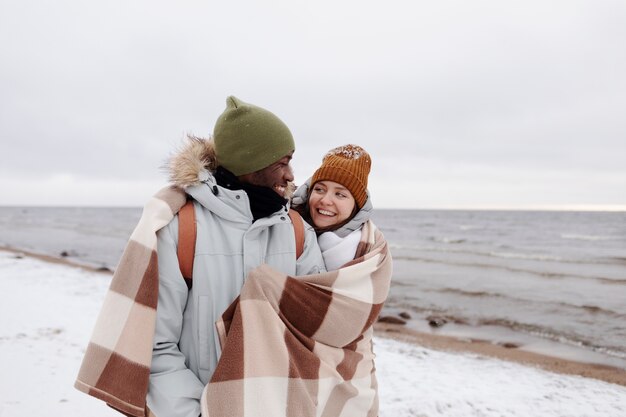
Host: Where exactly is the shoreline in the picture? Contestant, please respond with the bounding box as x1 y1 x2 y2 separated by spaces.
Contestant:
374 322 626 387
3 245 625 387
0 245 114 275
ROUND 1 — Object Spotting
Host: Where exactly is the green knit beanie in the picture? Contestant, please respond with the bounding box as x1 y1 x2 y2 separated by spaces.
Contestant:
213 96 295 176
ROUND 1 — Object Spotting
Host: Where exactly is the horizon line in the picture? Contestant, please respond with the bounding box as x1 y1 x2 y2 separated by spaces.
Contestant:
1 204 625 212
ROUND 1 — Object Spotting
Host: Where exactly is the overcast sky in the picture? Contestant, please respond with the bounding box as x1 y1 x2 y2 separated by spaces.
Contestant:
1 0 625 209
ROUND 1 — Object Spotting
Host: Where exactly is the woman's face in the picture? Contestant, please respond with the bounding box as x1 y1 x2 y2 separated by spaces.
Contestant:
308 180 356 229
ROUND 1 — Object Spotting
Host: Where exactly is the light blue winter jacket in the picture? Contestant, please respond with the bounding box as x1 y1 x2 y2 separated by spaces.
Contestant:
147 139 325 417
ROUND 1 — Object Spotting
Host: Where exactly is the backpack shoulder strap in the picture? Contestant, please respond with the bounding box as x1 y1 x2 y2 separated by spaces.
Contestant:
288 209 305 260
177 200 196 289
177 204 304 291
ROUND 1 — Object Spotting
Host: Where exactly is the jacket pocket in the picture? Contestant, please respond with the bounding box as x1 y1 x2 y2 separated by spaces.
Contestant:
197 295 211 370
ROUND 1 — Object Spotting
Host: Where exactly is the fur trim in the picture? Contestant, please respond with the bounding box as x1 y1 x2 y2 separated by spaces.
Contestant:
285 182 296 200
165 135 218 189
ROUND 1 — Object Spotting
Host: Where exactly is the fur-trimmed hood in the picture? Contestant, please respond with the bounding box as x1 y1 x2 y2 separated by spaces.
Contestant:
165 135 220 189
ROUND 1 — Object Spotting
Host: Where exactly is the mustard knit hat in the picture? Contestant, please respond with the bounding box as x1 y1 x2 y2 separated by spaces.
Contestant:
213 96 295 175
311 144 371 208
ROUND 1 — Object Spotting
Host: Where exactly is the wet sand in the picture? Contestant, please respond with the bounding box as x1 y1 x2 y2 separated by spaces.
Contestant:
0 245 113 274
375 322 626 387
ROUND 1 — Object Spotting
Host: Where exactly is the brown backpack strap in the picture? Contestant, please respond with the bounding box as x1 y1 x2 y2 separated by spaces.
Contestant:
288 209 305 260
177 204 304 291
177 200 196 289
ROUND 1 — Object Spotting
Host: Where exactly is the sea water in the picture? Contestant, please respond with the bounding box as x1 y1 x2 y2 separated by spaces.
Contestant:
1 207 624 367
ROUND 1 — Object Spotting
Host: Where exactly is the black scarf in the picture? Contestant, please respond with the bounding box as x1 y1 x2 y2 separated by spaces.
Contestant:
214 166 288 222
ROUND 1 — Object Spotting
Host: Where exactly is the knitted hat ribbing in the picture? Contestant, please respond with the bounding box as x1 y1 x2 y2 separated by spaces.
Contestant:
311 144 371 208
213 96 295 176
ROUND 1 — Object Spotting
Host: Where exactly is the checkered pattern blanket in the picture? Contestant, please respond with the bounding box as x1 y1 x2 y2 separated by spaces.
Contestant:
202 220 392 417
74 186 186 417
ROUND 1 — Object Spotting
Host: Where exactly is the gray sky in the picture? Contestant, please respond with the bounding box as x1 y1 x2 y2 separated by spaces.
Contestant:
1 0 625 209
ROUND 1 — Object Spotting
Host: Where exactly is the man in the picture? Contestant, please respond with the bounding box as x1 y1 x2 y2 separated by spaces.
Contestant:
147 96 325 417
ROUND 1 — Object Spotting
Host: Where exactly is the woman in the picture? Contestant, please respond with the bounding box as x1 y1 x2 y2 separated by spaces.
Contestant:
292 144 374 271
201 144 391 417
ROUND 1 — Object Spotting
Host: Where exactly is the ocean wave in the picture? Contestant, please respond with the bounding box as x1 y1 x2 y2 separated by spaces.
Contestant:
388 280 414 288
390 243 622 267
558 302 625 318
392 254 626 285
429 236 467 244
459 225 485 231
603 256 626 265
477 318 626 360
561 233 620 241
430 288 626 318
432 287 506 299
488 251 562 262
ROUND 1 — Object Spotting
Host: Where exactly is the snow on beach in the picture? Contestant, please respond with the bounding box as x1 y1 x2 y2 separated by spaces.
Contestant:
1 251 625 417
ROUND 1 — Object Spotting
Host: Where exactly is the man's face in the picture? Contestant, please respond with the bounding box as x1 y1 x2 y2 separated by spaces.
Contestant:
238 151 295 198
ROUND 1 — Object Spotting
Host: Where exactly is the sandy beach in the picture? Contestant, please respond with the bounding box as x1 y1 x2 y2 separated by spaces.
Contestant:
1 247 626 416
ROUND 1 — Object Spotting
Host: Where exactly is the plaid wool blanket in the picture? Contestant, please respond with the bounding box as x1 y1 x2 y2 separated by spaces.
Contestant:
75 186 187 417
75 186 392 417
202 220 392 417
